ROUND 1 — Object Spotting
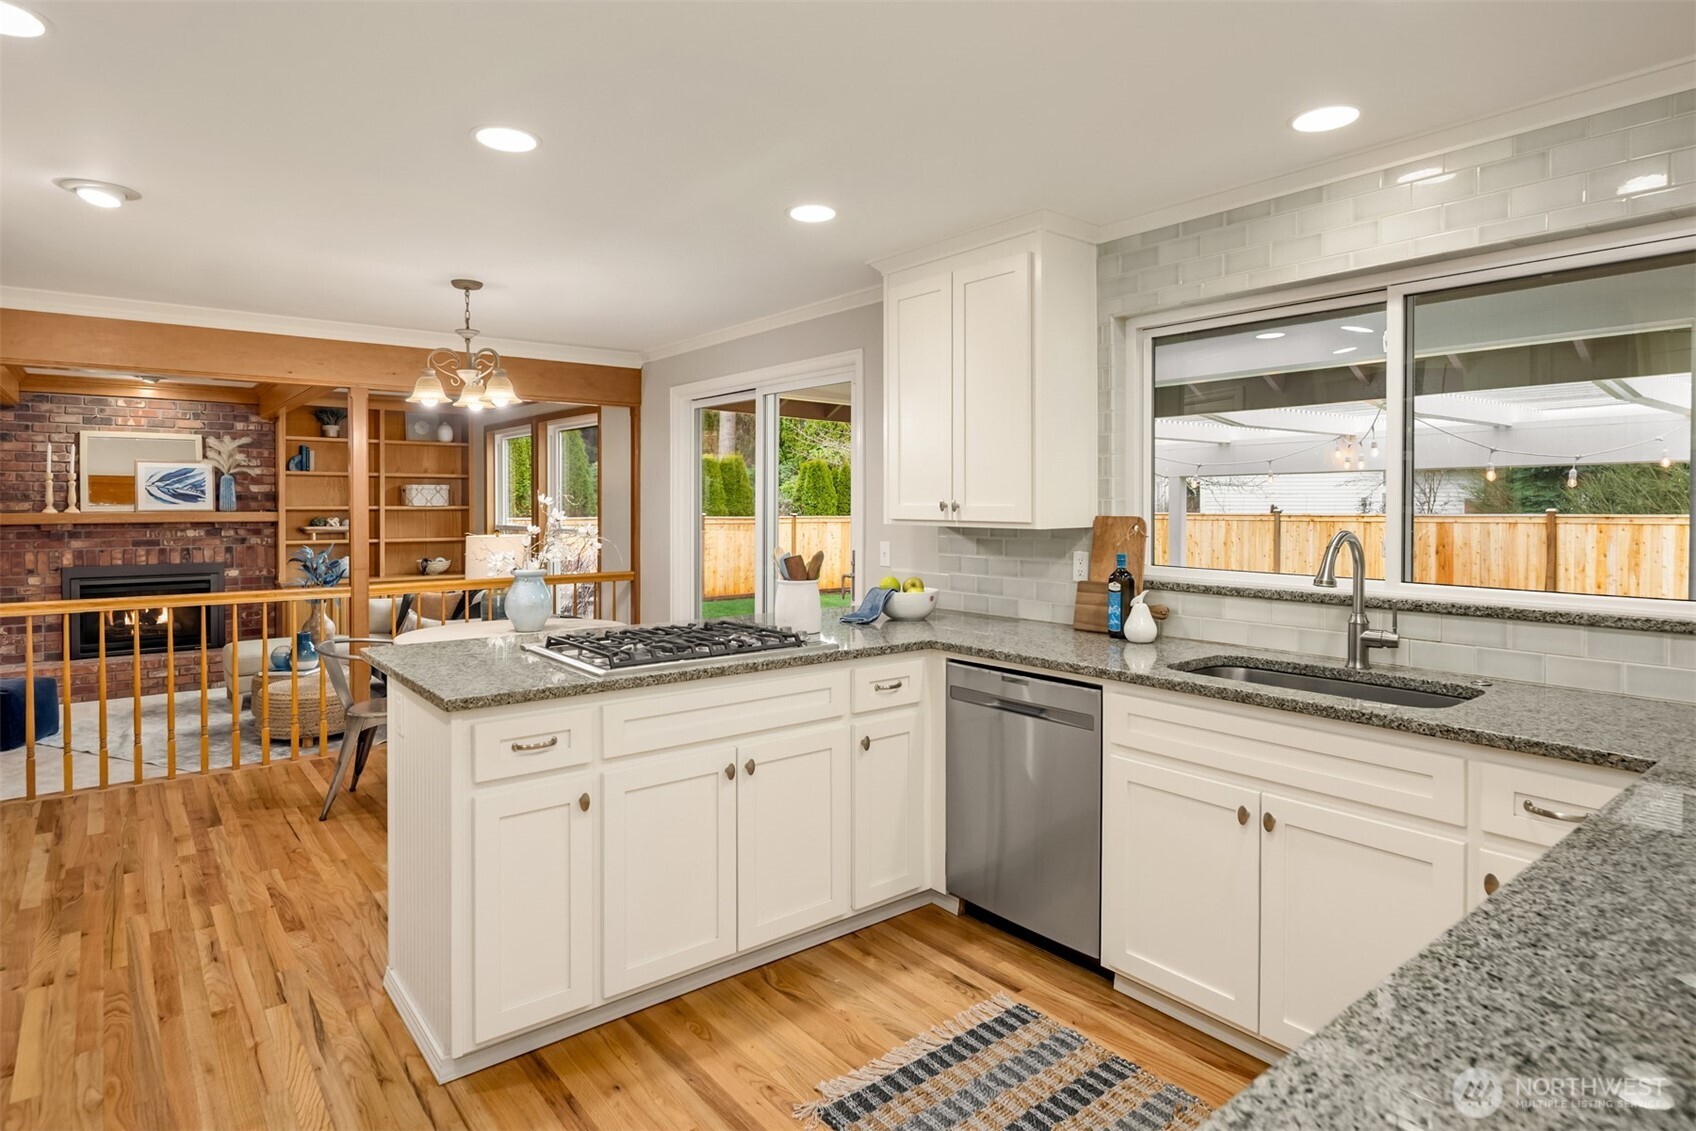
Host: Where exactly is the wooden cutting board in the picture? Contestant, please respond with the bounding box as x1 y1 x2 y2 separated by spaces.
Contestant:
1073 583 1166 632
1074 515 1154 634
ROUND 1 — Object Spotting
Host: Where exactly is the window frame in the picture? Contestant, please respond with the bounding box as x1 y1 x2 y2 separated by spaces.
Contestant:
489 423 535 532
1126 230 1696 620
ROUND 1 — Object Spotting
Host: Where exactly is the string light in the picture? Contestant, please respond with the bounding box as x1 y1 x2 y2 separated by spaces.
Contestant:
1484 451 1497 482
1266 460 1277 484
1662 448 1674 470
1566 462 1579 489
1368 436 1380 460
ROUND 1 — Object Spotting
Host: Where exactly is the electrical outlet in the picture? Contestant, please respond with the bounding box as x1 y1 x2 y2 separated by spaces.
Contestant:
878 541 891 566
1072 550 1089 581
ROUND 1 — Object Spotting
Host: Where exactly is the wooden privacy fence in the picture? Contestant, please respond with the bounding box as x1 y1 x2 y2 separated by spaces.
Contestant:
0 569 634 800
1153 512 1690 598
702 516 852 598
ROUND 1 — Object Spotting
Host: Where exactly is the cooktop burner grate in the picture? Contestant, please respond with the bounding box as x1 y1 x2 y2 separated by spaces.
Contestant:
524 620 820 676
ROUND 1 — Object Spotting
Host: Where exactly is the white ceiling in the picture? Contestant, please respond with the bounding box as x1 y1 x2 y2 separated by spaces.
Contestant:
2 1 1692 358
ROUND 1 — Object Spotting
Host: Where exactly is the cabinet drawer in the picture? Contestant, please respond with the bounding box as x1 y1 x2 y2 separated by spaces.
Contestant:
850 661 923 714
602 669 849 759
1478 762 1624 849
470 704 598 783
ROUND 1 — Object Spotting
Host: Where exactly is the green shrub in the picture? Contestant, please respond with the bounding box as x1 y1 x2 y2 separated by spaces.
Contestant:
561 429 598 516
831 463 851 515
793 459 839 516
719 455 754 517
701 454 726 516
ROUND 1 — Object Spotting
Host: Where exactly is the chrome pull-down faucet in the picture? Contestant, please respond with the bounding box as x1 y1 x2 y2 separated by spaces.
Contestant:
1313 530 1399 670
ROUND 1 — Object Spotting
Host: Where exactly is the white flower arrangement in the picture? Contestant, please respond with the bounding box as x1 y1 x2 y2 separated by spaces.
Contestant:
489 494 606 574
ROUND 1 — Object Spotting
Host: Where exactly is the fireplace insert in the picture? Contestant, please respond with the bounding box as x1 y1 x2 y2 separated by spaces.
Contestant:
61 565 227 661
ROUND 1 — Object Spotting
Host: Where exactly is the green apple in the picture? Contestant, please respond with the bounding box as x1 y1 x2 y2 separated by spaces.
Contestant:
903 577 926 593
878 574 901 591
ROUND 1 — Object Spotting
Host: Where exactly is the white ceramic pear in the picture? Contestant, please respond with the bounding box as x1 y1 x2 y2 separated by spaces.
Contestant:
1123 590 1158 643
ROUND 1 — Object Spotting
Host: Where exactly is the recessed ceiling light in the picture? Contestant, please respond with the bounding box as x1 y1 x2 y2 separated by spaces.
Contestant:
1395 167 1456 186
1340 325 1374 333
473 126 539 153
1290 105 1360 133
788 204 836 223
54 178 142 209
1254 331 1286 340
1617 172 1670 197
0 2 47 37
1333 346 1357 355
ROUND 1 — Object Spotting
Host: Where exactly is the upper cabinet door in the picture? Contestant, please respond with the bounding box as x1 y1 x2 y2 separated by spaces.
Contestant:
1257 793 1465 1048
601 746 739 998
470 772 596 1047
884 272 955 521
1102 755 1261 1032
952 253 1033 525
736 724 851 949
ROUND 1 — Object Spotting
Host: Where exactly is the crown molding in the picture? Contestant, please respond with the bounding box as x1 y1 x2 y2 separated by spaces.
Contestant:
1096 59 1696 245
640 285 883 364
0 287 646 369
867 209 1101 276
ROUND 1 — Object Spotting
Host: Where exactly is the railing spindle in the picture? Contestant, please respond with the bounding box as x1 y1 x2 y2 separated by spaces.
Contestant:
288 600 300 760
227 602 238 768
23 618 36 799
165 613 177 779
131 605 143 783
200 606 211 775
97 612 108 788
60 613 72 794
260 601 272 765
317 642 328 759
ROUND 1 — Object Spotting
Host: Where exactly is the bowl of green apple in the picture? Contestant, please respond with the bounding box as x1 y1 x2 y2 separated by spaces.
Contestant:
879 575 938 621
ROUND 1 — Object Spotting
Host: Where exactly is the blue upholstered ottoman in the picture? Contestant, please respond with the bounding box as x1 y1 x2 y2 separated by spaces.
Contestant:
0 677 60 751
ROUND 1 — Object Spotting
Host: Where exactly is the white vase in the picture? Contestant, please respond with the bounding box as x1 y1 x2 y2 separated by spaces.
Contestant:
772 578 822 634
505 569 551 632
436 422 454 443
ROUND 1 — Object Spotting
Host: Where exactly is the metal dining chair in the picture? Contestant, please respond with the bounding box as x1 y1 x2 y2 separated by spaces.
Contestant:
316 637 387 820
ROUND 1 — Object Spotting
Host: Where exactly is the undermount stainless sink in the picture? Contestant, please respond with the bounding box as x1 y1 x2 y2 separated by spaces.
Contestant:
1184 664 1478 709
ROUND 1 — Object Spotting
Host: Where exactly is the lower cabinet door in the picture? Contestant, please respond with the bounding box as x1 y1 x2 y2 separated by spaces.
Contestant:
851 711 926 911
737 724 851 949
1103 755 1261 1031
602 746 739 998
1469 843 1540 912
1258 793 1465 1047
471 772 595 1045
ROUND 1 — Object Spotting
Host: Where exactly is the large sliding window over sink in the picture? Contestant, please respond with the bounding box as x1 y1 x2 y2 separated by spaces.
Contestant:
1406 254 1693 600
1138 241 1694 609
1152 304 1389 578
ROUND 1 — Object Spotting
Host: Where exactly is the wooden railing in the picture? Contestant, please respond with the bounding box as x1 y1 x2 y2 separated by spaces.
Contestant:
701 516 852 599
0 569 634 800
1153 511 1690 597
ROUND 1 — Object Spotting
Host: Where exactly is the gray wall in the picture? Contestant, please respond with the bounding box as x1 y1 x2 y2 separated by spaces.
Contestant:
639 303 938 623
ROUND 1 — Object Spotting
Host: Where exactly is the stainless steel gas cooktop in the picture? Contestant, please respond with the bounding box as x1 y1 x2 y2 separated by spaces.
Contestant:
522 620 835 677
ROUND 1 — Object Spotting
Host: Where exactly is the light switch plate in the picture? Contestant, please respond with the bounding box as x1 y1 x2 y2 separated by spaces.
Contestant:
879 541 891 566
1072 550 1089 581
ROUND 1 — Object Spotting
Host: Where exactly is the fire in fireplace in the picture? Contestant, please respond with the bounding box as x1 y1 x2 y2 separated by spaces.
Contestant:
62 565 227 661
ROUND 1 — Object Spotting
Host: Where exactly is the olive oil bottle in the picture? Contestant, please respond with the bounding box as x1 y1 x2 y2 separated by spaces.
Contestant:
1106 552 1135 638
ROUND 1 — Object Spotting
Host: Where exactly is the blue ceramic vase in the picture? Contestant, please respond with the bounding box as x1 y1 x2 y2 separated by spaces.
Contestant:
505 569 551 632
217 473 237 512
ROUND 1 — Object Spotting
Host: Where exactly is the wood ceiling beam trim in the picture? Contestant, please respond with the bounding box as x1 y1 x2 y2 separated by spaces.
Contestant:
0 308 643 406
0 365 20 407
16 373 261 405
257 383 334 420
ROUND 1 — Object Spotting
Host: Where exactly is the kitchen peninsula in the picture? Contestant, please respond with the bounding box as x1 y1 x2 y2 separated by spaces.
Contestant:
367 612 1694 1126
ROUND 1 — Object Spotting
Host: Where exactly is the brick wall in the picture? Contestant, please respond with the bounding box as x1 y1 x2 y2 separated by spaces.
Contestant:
1 391 279 699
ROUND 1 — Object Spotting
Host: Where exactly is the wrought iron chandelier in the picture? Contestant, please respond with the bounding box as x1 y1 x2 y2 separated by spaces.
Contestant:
406 279 520 411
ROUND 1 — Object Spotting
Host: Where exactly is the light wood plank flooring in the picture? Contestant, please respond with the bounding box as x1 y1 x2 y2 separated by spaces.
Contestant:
0 747 1263 1130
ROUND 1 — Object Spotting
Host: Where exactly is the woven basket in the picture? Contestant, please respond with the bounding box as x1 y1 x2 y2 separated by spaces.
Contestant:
252 673 347 737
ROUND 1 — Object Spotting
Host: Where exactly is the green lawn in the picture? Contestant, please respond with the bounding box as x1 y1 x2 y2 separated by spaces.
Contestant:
701 592 854 619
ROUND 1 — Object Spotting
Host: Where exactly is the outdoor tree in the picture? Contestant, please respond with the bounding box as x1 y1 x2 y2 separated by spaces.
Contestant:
832 463 851 515
507 435 533 520
719 455 754 516
1465 462 1689 514
792 459 840 515
561 429 598 516
700 454 727 516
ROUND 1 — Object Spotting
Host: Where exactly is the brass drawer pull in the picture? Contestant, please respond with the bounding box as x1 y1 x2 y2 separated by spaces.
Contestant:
1522 798 1586 824
744 759 756 776
872 680 905 692
578 793 590 812
1237 805 1250 826
1263 812 1276 833
1483 872 1500 895
860 735 871 751
510 736 559 753
725 763 736 780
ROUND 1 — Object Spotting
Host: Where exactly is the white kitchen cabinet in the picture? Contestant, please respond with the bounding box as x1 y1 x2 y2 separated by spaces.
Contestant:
879 221 1097 529
737 725 851 948
1104 756 1260 1031
471 773 596 1044
1257 793 1465 1048
851 710 928 911
1469 844 1539 912
601 746 739 998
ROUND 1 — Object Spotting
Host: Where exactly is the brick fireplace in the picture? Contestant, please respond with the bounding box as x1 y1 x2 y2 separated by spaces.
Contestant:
1 390 279 699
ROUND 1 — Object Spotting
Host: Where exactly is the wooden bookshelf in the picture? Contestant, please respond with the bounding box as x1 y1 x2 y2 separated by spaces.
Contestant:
277 403 471 581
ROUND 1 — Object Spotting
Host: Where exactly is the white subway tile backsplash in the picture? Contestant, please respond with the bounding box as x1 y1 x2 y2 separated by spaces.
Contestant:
1225 244 1271 274
1397 613 1442 640
1377 207 1443 243
1474 647 1546 683
1507 173 1588 215
1405 639 1477 674
1408 168 1478 206
1198 225 1249 256
1670 637 1696 669
1588 96 1673 135
1440 138 1516 169
1630 182 1696 214
1179 212 1225 235
1156 236 1201 264
1508 622 1587 656
1513 119 1590 154
1179 256 1225 284
1245 212 1303 246
1587 153 1671 201
1225 200 1274 224
1320 220 1381 256
1443 192 1511 229
1477 214 1550 244
1272 186 1325 213
1441 617 1508 647
1268 234 1324 266
1546 198 1632 233
1479 152 1550 192
1298 199 1356 235
1352 184 1413 219
1544 654 1623 692
1549 131 1632 176
1621 663 1696 702
1586 628 1670 665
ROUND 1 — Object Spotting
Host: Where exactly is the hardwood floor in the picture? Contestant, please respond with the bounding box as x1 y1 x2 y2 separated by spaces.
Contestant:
0 748 1264 1130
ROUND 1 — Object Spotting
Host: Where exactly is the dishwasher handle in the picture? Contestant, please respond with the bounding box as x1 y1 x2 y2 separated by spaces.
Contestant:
948 685 1097 730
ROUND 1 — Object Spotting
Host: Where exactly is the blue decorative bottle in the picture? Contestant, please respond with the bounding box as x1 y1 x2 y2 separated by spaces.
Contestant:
1106 552 1133 638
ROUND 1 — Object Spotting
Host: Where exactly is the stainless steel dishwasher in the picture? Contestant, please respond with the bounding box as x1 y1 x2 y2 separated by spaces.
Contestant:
945 661 1102 959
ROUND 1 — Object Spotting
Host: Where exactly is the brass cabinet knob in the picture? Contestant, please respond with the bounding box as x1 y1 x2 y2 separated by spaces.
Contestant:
1237 805 1250 826
744 759 756 776
578 793 590 812
724 763 736 780
938 501 947 512
1263 812 1276 832
860 735 872 751
1483 872 1500 896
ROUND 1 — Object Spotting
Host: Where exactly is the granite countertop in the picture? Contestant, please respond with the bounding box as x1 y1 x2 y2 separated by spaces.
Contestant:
367 612 1696 1126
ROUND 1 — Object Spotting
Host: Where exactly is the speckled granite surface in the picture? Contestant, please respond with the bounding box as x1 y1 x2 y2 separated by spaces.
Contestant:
1149 578 1696 634
366 611 1689 772
368 611 1696 1126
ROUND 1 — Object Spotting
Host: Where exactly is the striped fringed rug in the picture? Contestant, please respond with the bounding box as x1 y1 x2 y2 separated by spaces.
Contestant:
794 994 1213 1131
